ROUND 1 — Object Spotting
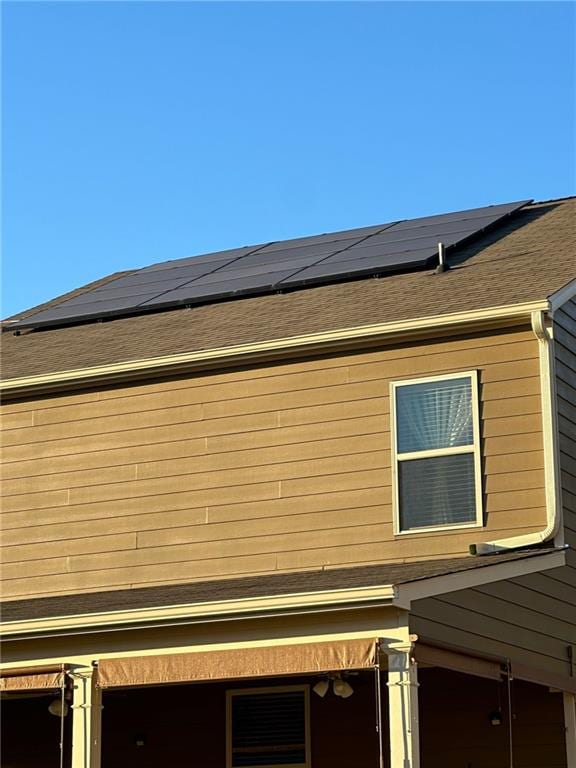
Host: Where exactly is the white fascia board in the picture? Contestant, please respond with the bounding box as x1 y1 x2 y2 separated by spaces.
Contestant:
0 584 397 640
393 550 566 609
548 279 576 314
1 300 547 395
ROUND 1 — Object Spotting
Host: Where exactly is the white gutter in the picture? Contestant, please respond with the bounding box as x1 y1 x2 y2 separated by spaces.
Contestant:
471 310 563 555
1 300 547 396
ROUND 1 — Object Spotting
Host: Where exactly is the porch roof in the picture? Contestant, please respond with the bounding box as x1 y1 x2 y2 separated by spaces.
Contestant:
0 547 562 624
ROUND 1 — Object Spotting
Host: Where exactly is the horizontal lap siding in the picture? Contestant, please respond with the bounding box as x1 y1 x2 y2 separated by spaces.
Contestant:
410 567 576 679
552 300 576 660
411 301 576 682
556 300 576 548
0 327 547 599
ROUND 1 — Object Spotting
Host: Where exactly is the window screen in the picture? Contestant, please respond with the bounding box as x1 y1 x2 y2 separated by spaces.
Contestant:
228 688 308 768
393 374 481 532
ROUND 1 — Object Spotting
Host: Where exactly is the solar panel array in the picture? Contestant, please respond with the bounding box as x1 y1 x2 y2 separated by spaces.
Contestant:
10 200 530 330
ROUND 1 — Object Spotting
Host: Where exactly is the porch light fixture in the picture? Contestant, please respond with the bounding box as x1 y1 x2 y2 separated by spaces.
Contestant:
48 697 68 717
489 710 502 726
312 675 354 699
332 676 354 699
312 679 330 698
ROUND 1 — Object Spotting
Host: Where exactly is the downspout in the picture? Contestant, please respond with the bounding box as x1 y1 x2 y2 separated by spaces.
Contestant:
470 310 563 555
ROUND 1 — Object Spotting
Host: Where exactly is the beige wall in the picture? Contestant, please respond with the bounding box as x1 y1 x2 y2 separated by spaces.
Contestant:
0 325 547 600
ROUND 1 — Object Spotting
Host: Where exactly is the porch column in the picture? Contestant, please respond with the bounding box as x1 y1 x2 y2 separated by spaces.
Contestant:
69 666 102 768
564 692 576 767
385 638 420 768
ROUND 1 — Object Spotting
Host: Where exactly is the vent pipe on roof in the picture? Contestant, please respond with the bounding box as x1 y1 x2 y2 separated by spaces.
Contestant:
434 242 448 274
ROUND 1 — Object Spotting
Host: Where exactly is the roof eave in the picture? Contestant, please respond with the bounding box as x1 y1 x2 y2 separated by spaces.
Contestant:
0 299 550 397
393 547 565 609
0 549 565 641
0 584 398 641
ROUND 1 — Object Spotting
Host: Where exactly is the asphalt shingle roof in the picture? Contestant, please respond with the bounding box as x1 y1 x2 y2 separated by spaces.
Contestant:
2 198 574 381
0 548 559 622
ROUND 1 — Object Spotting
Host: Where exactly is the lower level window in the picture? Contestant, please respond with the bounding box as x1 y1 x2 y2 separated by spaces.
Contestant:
227 686 310 768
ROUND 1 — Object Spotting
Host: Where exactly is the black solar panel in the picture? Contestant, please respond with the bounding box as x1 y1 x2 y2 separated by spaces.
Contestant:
9 200 530 330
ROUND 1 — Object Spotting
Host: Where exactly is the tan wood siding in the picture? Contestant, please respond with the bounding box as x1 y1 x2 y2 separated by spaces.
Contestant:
410 570 576 679
552 299 576 675
0 327 547 599
416 299 576 682
556 299 576 549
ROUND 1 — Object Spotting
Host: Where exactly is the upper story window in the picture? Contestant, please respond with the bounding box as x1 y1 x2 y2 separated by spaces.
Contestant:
227 686 310 768
391 371 483 534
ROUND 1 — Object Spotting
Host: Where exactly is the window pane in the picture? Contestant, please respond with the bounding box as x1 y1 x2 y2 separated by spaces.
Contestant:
231 690 306 767
399 453 477 530
396 377 473 454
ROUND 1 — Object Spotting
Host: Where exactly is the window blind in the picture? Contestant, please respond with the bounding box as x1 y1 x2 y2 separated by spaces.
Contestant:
399 453 476 530
230 690 307 767
396 377 473 453
394 374 480 532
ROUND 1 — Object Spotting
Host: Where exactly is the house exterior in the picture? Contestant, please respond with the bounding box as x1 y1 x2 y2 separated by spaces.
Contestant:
1 196 575 768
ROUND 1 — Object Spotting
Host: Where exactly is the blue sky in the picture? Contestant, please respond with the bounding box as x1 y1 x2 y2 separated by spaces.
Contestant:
2 1 574 318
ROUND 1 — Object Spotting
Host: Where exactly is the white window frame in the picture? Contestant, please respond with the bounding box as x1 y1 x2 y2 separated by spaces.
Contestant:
390 370 483 535
226 684 311 768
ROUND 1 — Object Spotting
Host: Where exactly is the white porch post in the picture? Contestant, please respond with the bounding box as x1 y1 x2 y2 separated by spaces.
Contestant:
383 637 420 768
564 692 576 768
69 666 102 768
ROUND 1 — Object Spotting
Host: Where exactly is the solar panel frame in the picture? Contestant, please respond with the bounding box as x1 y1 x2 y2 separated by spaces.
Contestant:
140 268 305 307
55 277 198 306
358 214 505 247
13 294 165 326
103 264 239 288
276 201 530 288
7 200 531 330
320 238 458 264
230 241 355 267
142 245 266 272
277 248 439 286
254 223 390 253
385 200 528 231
